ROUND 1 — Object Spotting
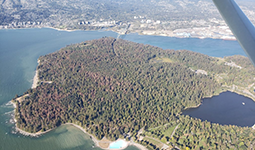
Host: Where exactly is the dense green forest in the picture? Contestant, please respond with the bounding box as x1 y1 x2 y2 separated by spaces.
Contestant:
13 37 255 149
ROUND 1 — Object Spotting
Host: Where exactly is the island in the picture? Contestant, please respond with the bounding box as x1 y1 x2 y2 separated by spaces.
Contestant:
11 37 255 149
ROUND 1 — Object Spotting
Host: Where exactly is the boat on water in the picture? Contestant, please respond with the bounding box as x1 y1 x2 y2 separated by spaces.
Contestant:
242 102 245 105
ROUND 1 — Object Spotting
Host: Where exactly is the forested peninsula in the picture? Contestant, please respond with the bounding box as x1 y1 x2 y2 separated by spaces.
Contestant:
12 38 255 149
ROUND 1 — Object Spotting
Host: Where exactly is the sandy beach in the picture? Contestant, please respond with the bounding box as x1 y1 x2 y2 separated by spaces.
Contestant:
31 59 40 89
65 123 100 147
9 102 148 150
12 121 148 150
45 27 81 32
31 70 38 89
66 123 148 150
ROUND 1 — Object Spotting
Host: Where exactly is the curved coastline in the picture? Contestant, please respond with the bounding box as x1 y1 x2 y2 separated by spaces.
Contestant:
10 110 147 150
10 61 148 150
11 98 147 149
182 90 227 111
9 32 252 149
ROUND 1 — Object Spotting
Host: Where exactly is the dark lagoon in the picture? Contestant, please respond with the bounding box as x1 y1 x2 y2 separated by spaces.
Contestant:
182 91 255 127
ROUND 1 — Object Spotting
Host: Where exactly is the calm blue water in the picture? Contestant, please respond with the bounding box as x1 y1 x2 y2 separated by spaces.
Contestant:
182 91 255 127
124 33 245 57
0 28 246 150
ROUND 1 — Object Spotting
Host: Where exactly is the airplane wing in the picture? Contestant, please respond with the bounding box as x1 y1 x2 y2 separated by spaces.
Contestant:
213 0 255 66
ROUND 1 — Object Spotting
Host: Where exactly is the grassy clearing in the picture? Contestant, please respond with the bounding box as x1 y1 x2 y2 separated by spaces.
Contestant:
143 137 164 148
163 126 176 136
155 57 174 63
213 57 225 65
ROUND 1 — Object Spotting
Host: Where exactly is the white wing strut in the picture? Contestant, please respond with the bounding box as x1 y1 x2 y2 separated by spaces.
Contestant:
213 0 255 66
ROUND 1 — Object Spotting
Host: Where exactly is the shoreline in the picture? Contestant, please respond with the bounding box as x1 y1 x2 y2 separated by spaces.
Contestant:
10 100 147 149
31 70 38 89
183 88 255 111
10 100 54 137
66 123 148 150
43 27 82 32
182 89 227 111
11 113 147 150
11 58 148 150
7 26 251 149
65 123 100 148
129 30 237 41
12 74 255 146
31 59 40 89
1 26 237 41
182 89 255 130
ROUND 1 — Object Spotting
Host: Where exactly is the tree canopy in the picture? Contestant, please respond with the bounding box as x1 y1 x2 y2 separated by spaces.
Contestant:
13 37 255 149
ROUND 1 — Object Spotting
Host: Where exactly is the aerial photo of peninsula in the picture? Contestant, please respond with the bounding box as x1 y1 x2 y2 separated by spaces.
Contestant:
1 0 255 150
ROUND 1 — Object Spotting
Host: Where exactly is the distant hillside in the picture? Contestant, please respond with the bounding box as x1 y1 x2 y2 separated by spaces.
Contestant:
1 0 254 28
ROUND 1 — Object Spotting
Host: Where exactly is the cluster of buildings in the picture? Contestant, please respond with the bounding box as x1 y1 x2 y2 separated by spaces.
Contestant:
77 20 120 27
172 26 236 40
0 21 50 29
127 17 238 40
1 16 253 41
